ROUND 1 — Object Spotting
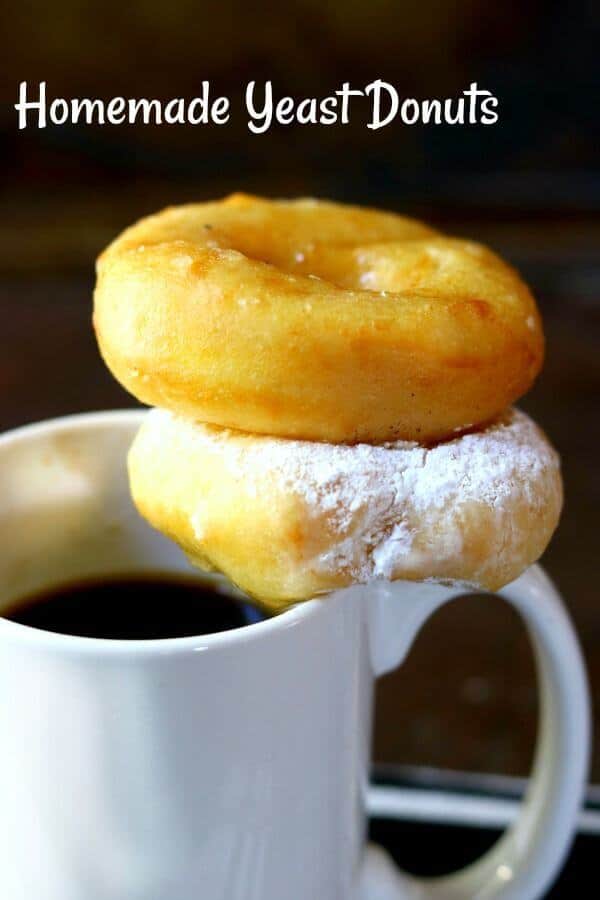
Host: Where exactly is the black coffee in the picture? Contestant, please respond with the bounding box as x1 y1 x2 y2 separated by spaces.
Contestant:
2 575 268 639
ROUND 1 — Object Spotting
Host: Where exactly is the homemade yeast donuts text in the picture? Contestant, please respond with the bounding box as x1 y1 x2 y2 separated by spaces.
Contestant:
129 409 562 608
95 194 543 443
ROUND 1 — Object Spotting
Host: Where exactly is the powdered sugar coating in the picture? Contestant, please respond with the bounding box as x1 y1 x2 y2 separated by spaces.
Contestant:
140 407 561 594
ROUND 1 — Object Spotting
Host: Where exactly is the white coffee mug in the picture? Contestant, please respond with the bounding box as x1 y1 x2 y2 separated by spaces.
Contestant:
0 411 590 900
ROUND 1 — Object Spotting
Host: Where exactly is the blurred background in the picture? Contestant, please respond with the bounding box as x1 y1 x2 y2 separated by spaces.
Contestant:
1 0 598 783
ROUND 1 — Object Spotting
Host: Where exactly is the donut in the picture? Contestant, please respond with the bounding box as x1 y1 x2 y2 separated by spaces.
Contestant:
94 194 543 444
128 408 562 609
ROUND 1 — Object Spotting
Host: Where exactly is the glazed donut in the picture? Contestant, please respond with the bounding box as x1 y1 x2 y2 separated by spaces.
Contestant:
94 194 543 444
128 408 562 609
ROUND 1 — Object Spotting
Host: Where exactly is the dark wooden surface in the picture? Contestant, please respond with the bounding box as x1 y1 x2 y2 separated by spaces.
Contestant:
1 209 598 781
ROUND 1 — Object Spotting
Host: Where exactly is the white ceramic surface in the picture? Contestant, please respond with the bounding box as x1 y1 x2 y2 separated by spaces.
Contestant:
0 412 590 900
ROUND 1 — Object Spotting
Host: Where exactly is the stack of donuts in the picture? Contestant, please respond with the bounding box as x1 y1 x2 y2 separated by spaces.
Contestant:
94 194 561 609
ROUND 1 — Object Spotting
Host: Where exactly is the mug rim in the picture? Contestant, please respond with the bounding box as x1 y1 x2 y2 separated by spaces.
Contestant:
0 409 327 657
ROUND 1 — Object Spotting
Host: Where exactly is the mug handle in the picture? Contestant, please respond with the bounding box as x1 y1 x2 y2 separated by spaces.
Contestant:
361 564 590 900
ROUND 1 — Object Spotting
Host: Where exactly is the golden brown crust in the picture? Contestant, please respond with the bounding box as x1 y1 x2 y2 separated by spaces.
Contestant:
128 408 562 610
94 194 543 444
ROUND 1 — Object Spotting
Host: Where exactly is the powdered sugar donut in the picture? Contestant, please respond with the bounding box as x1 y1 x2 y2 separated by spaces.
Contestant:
128 407 562 609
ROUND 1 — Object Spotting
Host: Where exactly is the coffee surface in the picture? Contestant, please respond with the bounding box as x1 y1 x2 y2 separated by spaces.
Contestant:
2 575 267 639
